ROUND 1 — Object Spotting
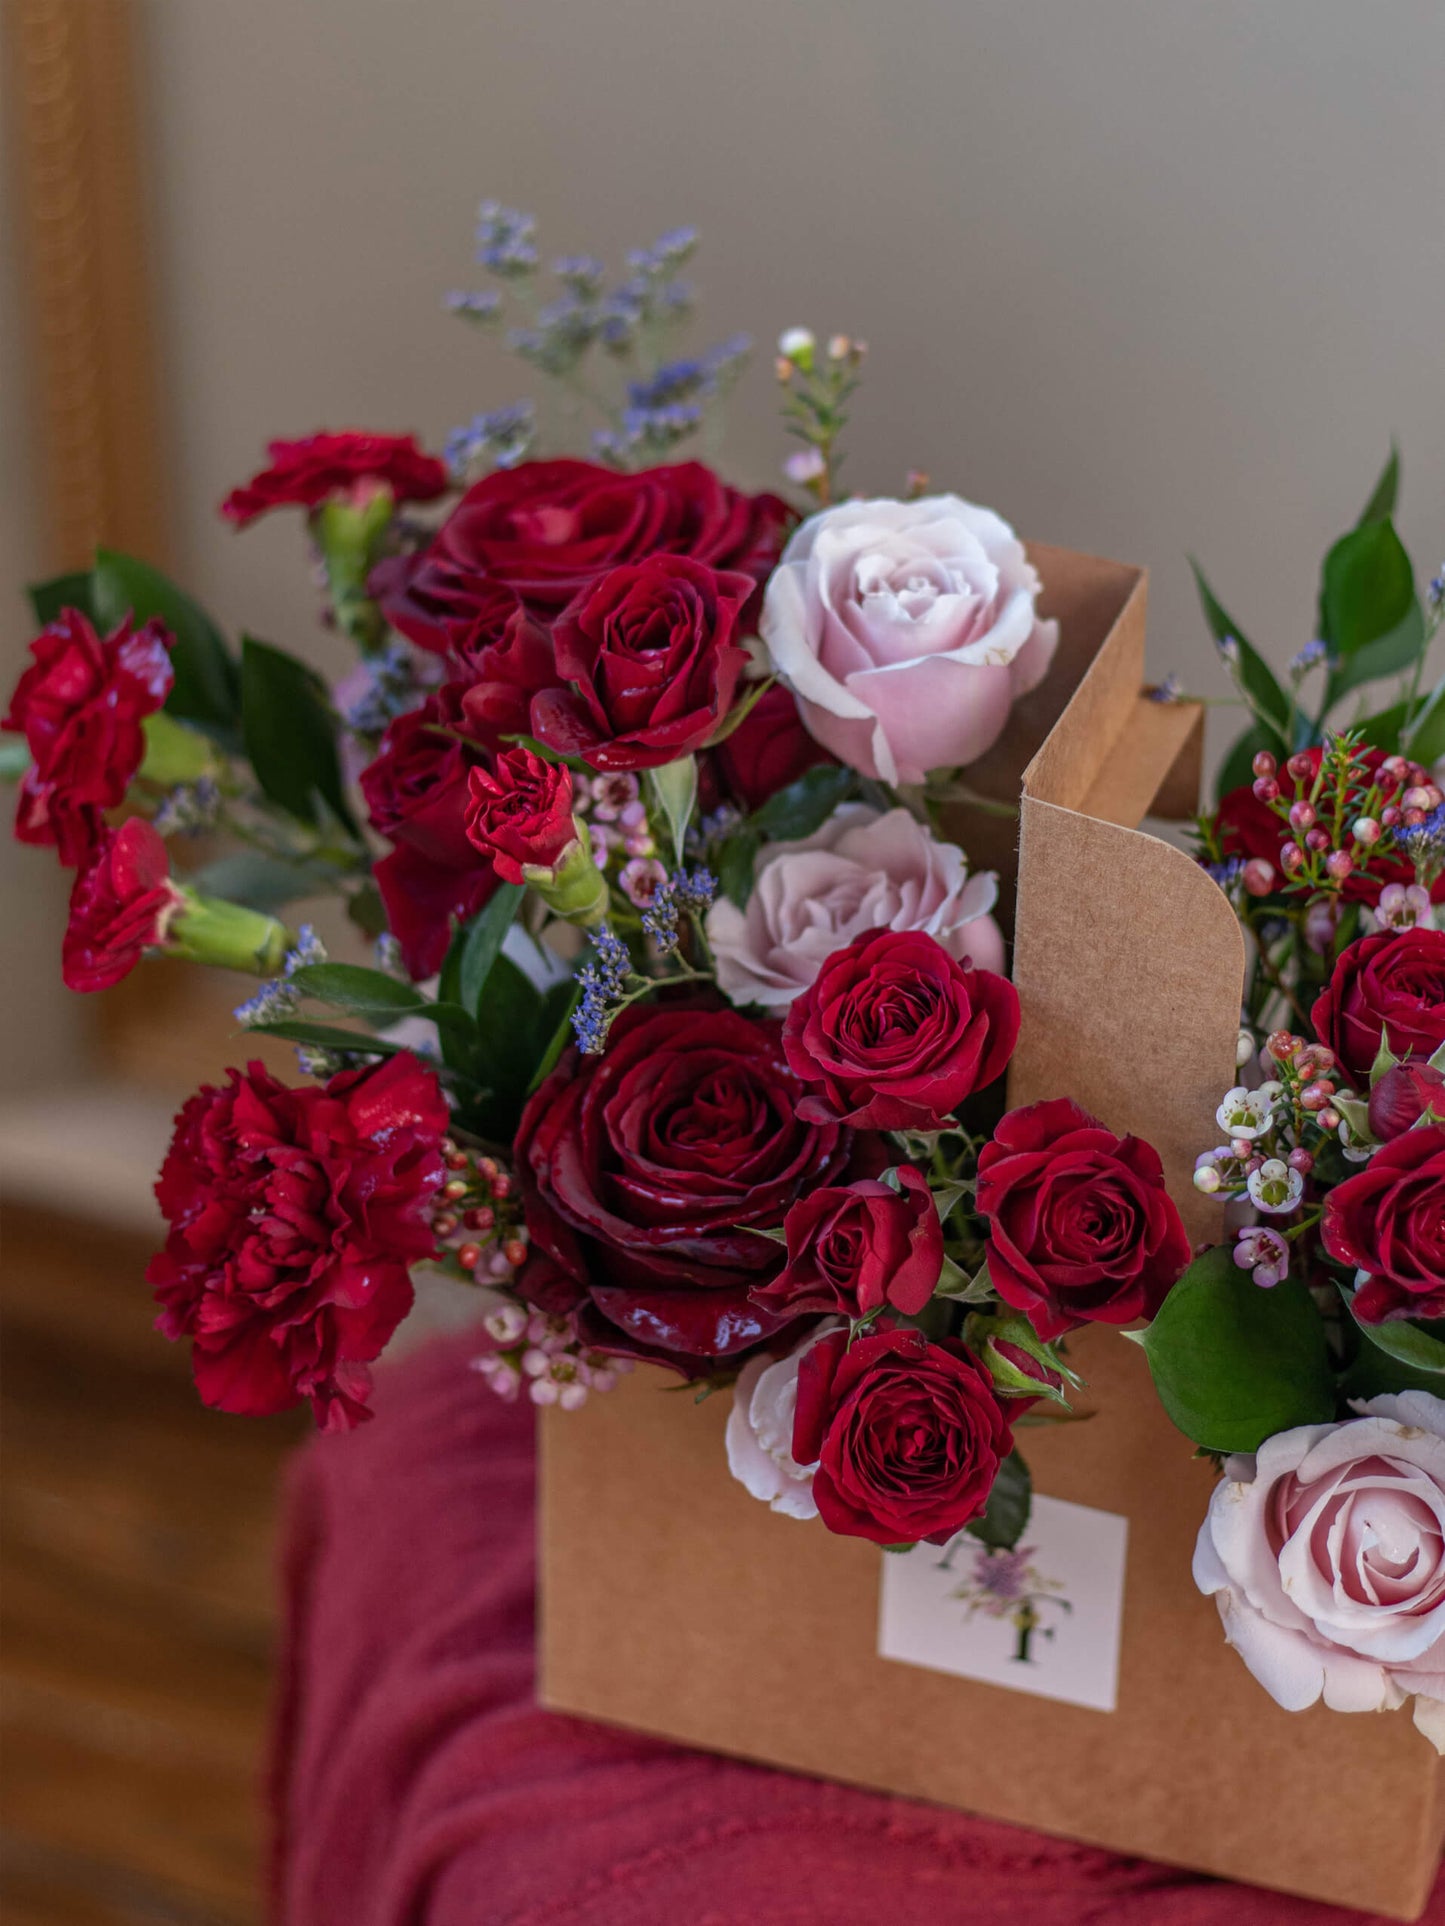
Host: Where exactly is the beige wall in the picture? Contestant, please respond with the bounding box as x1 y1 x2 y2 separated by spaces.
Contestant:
4 0 1443 1085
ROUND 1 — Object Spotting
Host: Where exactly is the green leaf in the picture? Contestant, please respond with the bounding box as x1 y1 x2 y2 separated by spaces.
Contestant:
964 1450 1032 1551
27 569 96 627
346 883 389 939
1325 599 1425 707
930 1179 975 1225
246 1018 408 1057
1321 518 1414 664
186 849 343 912
1371 1031 1403 1085
527 977 582 1094
460 951 547 1138
0 738 31 782
1351 698 1412 757
1341 1287 1445 1378
645 754 698 867
240 636 357 833
717 827 761 909
1136 1245 1335 1453
1356 445 1400 526
935 1254 994 1303
91 550 240 739
748 762 855 841
1190 561 1291 741
457 884 526 1017
1407 674 1445 766
284 962 426 1016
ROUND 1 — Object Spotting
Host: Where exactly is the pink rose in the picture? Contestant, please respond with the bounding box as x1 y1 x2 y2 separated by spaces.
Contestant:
707 803 1003 1009
759 495 1058 784
1192 1392 1445 1751
724 1322 842 1521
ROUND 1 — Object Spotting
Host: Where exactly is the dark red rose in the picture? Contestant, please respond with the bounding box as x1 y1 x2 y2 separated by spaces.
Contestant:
1324 1122 1445 1322
4 609 173 865
148 1053 448 1429
711 680 836 812
792 1325 1012 1547
465 746 576 883
975 1098 1192 1339
1312 929 1445 1085
63 818 181 992
781 927 1020 1131
1370 1060 1445 1141
360 688 495 978
531 555 752 771
220 431 448 527
372 549 526 660
423 457 791 613
514 999 853 1374
750 1166 943 1319
1214 747 1445 908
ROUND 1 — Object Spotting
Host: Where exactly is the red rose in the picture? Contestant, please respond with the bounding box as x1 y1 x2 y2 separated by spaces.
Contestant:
711 680 836 813
465 746 576 883
781 927 1020 1130
515 999 853 1373
220 431 448 527
1214 747 1445 908
148 1053 448 1429
4 608 173 865
423 457 791 613
1323 1123 1445 1322
371 550 527 661
792 1325 1012 1546
1312 929 1445 1085
360 688 495 978
1370 1060 1445 1141
750 1166 943 1320
975 1098 1192 1339
63 818 182 992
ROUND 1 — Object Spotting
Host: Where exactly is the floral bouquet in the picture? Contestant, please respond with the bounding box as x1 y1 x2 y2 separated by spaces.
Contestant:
5 208 1444 1766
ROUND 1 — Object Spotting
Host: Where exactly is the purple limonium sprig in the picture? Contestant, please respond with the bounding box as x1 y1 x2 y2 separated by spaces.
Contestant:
571 924 634 1056
641 866 718 955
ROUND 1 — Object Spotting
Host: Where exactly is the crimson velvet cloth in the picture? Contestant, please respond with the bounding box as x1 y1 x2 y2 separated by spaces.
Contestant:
273 1330 1445 1926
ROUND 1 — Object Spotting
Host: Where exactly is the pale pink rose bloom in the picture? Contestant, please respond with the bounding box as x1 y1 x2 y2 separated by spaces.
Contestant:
759 495 1058 785
1193 1391 1445 1750
725 1322 842 1521
707 803 1003 1010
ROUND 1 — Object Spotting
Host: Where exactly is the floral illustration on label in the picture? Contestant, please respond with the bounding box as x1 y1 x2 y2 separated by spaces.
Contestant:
940 1538 1072 1664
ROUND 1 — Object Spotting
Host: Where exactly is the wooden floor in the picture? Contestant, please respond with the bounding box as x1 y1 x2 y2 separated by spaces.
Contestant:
1 1202 306 1925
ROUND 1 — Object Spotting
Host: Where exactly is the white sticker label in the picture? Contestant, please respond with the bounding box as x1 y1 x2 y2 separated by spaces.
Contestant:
877 1494 1129 1712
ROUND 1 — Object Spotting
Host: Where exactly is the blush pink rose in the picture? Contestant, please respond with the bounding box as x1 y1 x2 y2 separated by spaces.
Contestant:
724 1321 842 1521
707 803 1003 1009
759 495 1058 785
1192 1391 1445 1751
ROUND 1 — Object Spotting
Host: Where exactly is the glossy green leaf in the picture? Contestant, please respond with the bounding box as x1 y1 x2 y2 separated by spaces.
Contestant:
240 636 356 833
461 951 547 1138
92 550 240 738
717 827 761 909
1135 1245 1335 1452
285 962 426 1016
1321 518 1414 663
1190 561 1291 741
964 1449 1032 1551
27 569 96 628
1341 1288 1445 1377
457 884 526 1017
748 762 855 841
187 849 344 912
1325 599 1425 707
527 977 581 1094
646 754 698 867
1356 445 1400 526
1407 675 1445 766
246 1018 407 1057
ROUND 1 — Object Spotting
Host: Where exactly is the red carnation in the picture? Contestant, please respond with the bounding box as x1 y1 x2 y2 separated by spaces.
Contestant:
976 1097 1192 1339
532 555 753 771
750 1166 943 1320
1312 929 1445 1085
792 1325 1012 1547
465 746 576 883
4 608 173 865
781 927 1019 1131
148 1053 448 1429
1324 1122 1445 1323
712 680 836 812
220 431 448 527
63 818 183 992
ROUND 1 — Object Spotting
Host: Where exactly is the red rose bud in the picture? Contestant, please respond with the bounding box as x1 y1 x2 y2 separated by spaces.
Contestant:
63 819 185 992
782 926 1020 1131
1368 1059 1445 1141
969 1312 1077 1406
976 1098 1192 1339
148 1053 449 1429
1312 928 1445 1084
4 608 173 865
711 680 836 812
1324 1122 1445 1322
749 1166 943 1320
791 1325 1012 1547
220 431 447 527
465 746 577 883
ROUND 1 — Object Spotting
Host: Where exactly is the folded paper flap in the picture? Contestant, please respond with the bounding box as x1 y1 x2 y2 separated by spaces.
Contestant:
1077 698 1204 831
1023 564 1150 815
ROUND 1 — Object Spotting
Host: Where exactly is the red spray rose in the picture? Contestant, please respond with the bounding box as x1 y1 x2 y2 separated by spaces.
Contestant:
421 457 791 613
1312 929 1445 1086
750 1166 943 1320
976 1097 1192 1339
792 1325 1012 1546
532 555 753 771
220 431 448 527
515 999 853 1373
360 688 495 978
711 680 836 812
1214 746 1445 908
148 1053 448 1429
1324 1122 1445 1322
465 746 576 883
781 927 1019 1131
4 609 173 865
63 818 183 992
1370 1060 1445 1141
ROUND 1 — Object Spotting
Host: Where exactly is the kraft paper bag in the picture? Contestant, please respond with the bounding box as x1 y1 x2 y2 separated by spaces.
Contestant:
539 546 1445 1921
